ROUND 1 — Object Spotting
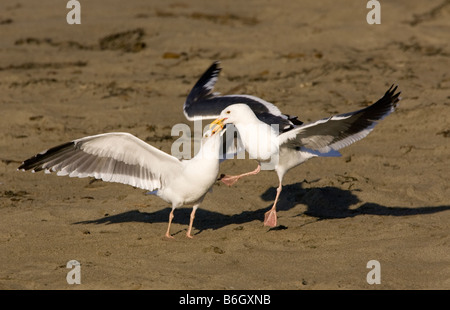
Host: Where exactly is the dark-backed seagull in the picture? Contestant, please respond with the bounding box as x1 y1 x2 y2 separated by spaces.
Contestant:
184 61 303 130
18 127 226 238
186 61 401 227
184 60 303 187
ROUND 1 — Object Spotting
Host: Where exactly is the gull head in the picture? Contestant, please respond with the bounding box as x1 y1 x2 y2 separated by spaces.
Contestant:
210 104 258 131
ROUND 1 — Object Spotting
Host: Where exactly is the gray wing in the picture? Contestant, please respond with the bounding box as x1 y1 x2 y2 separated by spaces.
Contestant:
18 132 183 191
183 61 303 133
279 85 401 153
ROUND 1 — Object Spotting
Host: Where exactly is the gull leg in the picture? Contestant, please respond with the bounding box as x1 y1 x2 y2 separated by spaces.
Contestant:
165 208 175 239
220 163 261 187
264 181 282 227
186 204 199 239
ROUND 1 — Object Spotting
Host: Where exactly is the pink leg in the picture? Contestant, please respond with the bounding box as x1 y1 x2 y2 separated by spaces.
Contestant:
264 182 282 227
165 209 175 239
220 163 261 187
186 205 199 238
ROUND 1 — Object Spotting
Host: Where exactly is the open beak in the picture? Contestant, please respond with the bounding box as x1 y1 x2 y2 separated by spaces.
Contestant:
209 117 227 135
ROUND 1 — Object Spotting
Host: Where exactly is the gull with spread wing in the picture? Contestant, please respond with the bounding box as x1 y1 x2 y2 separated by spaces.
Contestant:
185 61 401 227
18 127 226 238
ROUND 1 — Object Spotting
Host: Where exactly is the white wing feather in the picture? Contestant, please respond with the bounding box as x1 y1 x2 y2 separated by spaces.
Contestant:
20 132 183 191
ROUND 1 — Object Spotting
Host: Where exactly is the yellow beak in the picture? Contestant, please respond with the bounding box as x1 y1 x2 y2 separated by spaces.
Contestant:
209 117 227 135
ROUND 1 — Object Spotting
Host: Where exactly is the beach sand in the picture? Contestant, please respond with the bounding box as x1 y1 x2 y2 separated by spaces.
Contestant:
0 0 449 289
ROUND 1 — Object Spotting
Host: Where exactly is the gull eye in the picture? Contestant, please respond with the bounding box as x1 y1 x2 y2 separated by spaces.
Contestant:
226 110 231 114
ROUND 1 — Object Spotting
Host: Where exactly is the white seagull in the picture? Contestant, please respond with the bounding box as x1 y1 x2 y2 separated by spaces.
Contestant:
18 127 226 238
185 61 401 227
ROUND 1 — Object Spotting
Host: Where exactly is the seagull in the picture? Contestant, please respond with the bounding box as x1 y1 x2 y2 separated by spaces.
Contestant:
184 61 303 184
185 61 401 227
18 127 226 238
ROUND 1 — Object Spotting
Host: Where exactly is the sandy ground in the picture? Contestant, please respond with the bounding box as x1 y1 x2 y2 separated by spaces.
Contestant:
0 0 449 290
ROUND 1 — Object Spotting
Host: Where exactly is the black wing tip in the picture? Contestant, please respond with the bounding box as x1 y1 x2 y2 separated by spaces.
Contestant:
209 60 222 77
203 60 222 77
192 60 222 88
381 84 401 109
17 159 42 171
17 162 27 170
18 156 38 171
17 141 75 172
184 60 224 109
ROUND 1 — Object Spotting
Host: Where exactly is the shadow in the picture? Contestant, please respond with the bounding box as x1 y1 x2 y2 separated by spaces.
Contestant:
74 205 267 235
74 182 450 234
260 182 450 219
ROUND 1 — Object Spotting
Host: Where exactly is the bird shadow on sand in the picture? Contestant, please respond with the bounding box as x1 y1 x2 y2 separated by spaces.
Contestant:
261 182 450 220
73 182 450 235
73 203 269 236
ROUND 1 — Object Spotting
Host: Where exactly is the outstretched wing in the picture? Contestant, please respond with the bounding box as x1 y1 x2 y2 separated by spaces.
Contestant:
183 61 302 132
18 132 183 191
279 85 401 153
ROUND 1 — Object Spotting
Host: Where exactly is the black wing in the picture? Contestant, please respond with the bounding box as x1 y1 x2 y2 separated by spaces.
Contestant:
183 61 302 133
279 85 401 153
